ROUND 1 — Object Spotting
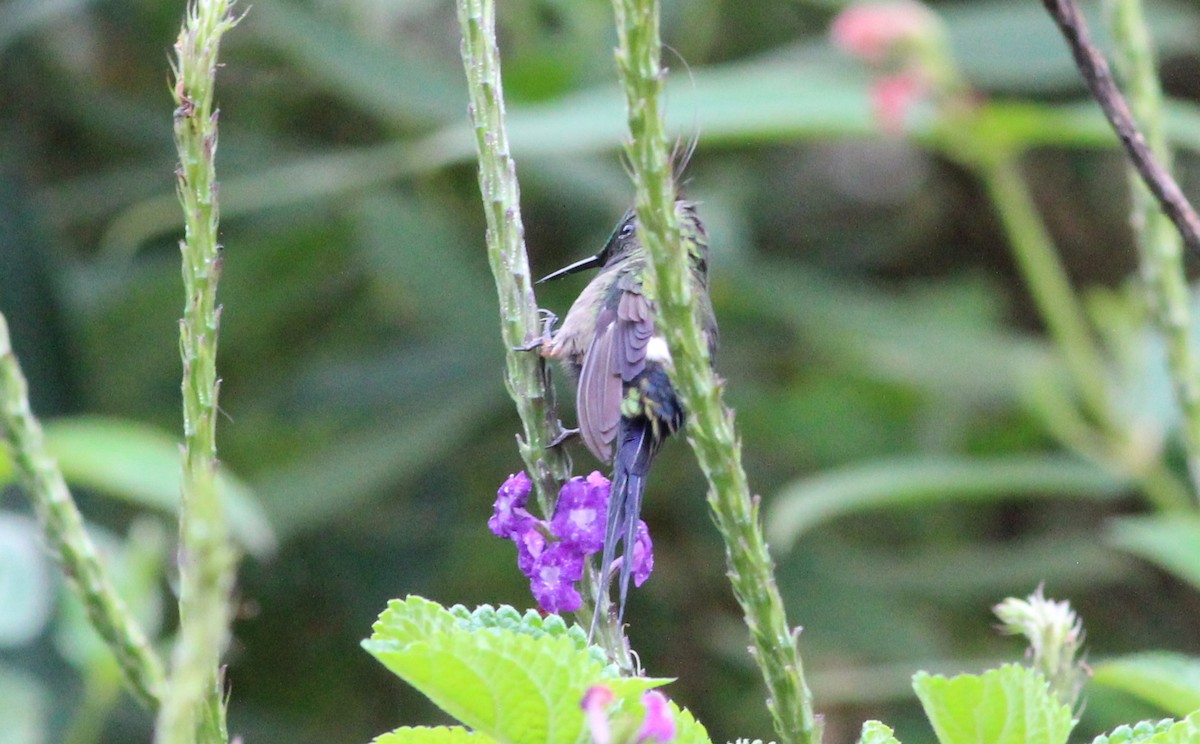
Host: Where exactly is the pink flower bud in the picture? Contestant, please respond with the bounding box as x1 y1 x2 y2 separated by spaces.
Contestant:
831 1 936 64
870 73 927 134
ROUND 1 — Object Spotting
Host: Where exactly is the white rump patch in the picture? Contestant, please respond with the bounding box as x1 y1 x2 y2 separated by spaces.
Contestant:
646 336 673 365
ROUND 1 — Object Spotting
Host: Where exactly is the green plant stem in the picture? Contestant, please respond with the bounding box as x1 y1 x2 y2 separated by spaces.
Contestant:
455 0 622 665
975 151 1190 512
610 0 819 742
156 2 239 743
0 314 165 708
975 154 1111 425
1105 0 1200 505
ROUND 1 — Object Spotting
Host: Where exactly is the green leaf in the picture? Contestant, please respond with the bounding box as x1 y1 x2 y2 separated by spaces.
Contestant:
768 455 1127 551
912 665 1074 744
668 702 713 744
250 2 464 126
363 597 667 744
1090 711 1200 744
372 726 495 744
0 417 275 557
1091 717 1178 744
1107 515 1200 592
858 720 902 744
1091 654 1200 718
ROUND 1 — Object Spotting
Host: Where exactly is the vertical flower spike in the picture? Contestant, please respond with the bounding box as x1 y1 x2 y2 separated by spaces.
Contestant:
160 1 240 743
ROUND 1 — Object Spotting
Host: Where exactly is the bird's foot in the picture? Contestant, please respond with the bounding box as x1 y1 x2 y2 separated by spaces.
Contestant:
512 309 558 353
547 426 579 448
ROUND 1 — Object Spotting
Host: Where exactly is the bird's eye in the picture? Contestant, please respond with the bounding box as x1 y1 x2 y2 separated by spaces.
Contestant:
619 222 635 238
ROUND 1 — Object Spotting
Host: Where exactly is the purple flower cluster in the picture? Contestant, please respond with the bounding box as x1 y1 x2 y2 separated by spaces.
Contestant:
490 471 654 614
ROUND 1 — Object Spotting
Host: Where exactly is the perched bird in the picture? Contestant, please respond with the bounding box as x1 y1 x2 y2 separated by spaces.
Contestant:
539 200 717 633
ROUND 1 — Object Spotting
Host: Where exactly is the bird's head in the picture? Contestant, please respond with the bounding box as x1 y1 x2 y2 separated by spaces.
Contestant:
537 200 706 284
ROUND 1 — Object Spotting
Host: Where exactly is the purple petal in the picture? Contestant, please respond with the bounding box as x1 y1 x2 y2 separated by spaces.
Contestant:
489 472 535 539
631 521 654 587
636 691 675 743
550 471 610 555
529 542 585 613
515 528 545 578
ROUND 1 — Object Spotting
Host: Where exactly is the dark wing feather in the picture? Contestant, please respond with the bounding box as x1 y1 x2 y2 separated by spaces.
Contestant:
577 304 622 462
576 278 654 463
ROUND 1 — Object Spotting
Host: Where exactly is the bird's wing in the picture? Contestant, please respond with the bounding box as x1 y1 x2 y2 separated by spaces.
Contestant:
577 279 654 463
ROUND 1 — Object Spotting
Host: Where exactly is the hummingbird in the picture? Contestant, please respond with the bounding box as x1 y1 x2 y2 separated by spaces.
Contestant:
539 200 717 634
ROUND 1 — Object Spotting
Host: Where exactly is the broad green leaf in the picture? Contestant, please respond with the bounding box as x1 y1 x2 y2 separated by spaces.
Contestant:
363 597 667 744
0 417 275 557
373 726 494 744
250 2 464 126
858 720 902 744
1091 711 1200 744
1107 516 1200 592
768 455 1127 551
1092 654 1200 718
913 665 1074 744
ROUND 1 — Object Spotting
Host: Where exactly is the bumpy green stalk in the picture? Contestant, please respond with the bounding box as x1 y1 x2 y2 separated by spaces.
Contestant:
455 0 619 663
156 2 239 743
610 0 819 742
1105 0 1200 504
0 314 165 708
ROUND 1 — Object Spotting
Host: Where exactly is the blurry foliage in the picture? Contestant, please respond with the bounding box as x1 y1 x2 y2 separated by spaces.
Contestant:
1 0 1200 743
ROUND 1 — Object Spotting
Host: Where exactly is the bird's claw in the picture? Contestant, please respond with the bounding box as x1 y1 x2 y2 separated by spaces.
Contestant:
512 309 559 352
547 427 579 448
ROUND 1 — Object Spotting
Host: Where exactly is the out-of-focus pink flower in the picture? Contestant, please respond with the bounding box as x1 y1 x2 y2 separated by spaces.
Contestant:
636 691 675 743
870 73 927 134
582 685 615 744
830 1 936 64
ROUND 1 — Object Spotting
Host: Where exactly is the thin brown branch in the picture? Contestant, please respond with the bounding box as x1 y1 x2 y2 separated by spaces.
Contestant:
1040 0 1200 257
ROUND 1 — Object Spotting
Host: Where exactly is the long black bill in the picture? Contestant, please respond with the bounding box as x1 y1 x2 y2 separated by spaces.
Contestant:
536 254 604 284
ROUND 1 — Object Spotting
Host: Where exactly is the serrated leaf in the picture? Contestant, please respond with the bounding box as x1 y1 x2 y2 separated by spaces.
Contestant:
1091 711 1200 744
913 665 1074 744
1092 654 1200 718
667 702 713 744
1108 516 1200 592
363 597 668 744
1143 711 1200 744
1090 717 1178 744
858 721 902 744
372 726 495 744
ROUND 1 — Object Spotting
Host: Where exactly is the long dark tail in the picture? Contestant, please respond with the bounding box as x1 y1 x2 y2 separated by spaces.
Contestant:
591 416 660 638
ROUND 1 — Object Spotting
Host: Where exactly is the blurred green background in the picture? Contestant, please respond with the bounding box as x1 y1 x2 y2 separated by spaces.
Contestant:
2 0 1200 742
